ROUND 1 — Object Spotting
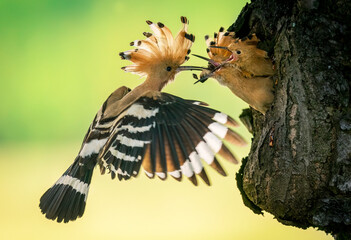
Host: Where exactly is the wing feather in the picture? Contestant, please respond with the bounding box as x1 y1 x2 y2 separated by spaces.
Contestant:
97 92 245 186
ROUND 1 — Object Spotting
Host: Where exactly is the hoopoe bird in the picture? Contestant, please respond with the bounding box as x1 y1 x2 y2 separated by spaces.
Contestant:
193 28 275 114
39 17 247 223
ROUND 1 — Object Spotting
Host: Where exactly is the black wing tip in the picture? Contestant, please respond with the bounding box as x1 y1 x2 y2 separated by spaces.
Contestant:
198 170 211 186
188 175 198 186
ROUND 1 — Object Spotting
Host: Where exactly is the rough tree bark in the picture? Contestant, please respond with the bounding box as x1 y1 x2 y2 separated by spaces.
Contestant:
230 0 351 239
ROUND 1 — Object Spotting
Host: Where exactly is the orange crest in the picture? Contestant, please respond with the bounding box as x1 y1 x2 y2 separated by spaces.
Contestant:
205 29 268 65
120 16 195 77
205 27 235 62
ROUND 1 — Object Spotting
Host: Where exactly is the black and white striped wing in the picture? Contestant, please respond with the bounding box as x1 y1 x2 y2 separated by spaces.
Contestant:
39 86 131 223
99 92 246 185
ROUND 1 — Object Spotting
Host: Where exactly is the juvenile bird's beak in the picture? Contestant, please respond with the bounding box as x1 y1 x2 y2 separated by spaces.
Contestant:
192 54 223 68
192 54 223 70
191 54 222 84
193 71 213 84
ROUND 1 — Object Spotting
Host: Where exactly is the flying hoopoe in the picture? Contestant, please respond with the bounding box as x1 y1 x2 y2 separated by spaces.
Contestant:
39 17 247 223
193 28 275 114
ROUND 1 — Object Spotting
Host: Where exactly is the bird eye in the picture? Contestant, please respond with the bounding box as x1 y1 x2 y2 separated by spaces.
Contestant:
236 50 241 54
166 66 172 71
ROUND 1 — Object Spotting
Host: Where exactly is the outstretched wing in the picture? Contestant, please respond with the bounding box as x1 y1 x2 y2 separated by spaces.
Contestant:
39 86 131 223
98 92 246 185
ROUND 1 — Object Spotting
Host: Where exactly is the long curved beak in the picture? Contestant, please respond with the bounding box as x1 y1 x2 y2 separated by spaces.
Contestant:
192 53 224 69
192 54 221 68
191 46 233 84
177 66 207 72
191 54 220 84
193 73 213 84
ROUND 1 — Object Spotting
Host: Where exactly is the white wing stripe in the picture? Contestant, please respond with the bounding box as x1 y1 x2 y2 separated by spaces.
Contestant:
208 122 228 139
180 160 194 177
80 139 108 157
125 103 159 119
110 164 130 176
213 112 228 124
119 124 153 133
189 151 203 174
110 148 137 162
144 170 154 178
203 132 222 153
169 170 181 178
116 135 150 147
195 141 215 165
156 172 166 179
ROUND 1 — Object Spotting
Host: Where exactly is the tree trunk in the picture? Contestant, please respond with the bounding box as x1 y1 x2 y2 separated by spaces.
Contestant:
230 0 351 239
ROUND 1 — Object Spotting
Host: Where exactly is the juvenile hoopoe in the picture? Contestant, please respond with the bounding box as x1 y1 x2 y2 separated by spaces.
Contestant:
39 17 247 223
193 28 275 114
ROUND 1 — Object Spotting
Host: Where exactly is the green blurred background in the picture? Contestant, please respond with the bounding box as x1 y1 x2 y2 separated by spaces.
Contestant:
0 0 332 239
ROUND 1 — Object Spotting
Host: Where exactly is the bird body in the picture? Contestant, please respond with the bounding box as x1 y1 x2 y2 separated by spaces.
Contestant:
39 17 246 223
207 64 274 114
196 30 275 114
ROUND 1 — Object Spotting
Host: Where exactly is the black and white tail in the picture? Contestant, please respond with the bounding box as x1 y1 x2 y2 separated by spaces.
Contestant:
39 158 94 223
39 86 130 223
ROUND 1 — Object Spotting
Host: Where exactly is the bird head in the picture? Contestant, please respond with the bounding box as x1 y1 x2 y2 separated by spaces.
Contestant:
224 34 270 69
120 16 204 88
192 28 272 83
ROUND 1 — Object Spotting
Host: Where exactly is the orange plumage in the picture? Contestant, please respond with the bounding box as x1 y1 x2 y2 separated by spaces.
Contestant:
196 29 275 114
121 17 194 80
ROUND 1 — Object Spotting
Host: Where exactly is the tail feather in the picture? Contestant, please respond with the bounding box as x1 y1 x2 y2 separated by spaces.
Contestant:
39 160 93 223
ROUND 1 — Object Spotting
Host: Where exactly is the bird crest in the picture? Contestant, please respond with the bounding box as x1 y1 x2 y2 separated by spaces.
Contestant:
120 16 196 77
204 27 236 63
204 28 266 65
